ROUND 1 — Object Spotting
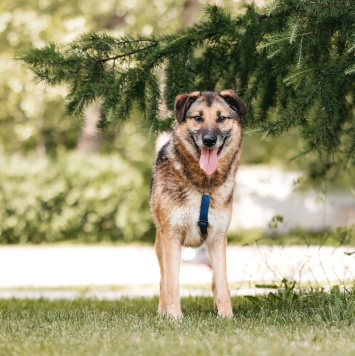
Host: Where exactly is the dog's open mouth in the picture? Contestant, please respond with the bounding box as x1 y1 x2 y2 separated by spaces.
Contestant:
190 135 228 176
190 134 228 157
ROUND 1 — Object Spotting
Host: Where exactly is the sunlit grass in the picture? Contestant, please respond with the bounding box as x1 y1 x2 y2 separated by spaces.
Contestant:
1 288 355 356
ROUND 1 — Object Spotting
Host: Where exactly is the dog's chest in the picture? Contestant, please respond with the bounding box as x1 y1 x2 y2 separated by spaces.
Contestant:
169 191 231 247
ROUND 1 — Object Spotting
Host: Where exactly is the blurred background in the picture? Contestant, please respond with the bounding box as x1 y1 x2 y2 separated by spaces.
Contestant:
0 0 354 248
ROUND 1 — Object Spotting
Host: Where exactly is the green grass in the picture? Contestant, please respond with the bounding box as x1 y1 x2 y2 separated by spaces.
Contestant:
1 287 355 356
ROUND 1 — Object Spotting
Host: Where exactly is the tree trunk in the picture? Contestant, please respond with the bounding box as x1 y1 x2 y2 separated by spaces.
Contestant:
183 0 202 27
76 103 100 154
247 0 265 6
156 0 203 153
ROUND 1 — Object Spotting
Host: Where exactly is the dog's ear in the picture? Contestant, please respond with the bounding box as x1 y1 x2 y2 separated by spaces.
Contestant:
174 91 200 123
219 90 247 117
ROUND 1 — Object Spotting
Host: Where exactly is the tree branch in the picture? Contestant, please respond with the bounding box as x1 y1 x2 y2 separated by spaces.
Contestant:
97 44 159 63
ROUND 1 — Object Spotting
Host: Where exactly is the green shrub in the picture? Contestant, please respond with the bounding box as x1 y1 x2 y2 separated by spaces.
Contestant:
0 152 154 244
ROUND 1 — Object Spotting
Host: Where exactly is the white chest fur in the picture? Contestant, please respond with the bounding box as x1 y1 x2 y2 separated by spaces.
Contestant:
169 190 232 247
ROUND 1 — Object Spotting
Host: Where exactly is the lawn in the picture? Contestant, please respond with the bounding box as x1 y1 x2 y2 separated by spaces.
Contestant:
1 287 355 356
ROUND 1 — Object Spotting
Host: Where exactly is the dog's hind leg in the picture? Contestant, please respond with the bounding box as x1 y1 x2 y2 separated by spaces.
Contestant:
161 232 182 319
207 235 233 318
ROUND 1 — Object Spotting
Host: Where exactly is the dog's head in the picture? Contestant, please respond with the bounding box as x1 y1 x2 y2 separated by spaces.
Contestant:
174 90 247 176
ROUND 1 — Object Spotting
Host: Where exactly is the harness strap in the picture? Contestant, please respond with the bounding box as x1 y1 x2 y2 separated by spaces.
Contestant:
198 194 210 235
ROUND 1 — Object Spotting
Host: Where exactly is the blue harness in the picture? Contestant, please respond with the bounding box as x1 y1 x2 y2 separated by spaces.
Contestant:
198 194 210 235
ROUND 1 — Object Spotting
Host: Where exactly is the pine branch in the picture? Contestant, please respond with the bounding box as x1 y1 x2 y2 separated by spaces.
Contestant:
97 44 158 63
18 1 355 169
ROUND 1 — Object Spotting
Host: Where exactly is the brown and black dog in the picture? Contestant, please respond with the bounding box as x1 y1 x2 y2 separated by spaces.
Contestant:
150 90 247 319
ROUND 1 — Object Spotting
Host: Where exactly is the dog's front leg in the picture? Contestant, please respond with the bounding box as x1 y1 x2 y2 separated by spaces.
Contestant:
155 230 166 314
207 235 233 318
161 232 182 319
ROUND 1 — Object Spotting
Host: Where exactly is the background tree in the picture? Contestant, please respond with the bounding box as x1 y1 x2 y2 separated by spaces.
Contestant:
1 0 218 154
2 0 250 155
19 0 355 182
2 0 254 244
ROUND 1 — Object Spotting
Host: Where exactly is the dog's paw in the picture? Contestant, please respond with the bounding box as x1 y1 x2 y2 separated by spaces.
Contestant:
166 309 183 320
159 309 183 321
167 313 184 322
217 308 233 319
157 304 166 315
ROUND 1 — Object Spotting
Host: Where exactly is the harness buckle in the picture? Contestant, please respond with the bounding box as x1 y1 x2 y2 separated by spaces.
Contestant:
198 220 208 228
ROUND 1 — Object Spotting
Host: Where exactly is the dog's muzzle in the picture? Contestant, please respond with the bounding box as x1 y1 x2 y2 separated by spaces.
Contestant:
190 134 228 157
202 134 217 147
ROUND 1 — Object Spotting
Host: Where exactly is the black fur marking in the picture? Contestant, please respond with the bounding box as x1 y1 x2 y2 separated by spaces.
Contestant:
200 127 223 141
206 92 214 107
173 143 197 184
151 141 170 196
173 142 188 165
172 142 197 182
182 96 199 122
177 189 188 204
217 132 230 156
189 133 201 156
218 92 247 118
223 148 239 182
225 99 242 117
225 190 234 206
150 174 155 196
204 92 217 107
156 141 169 163
223 129 232 139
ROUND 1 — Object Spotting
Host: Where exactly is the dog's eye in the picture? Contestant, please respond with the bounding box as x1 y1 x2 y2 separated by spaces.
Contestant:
193 116 203 123
217 116 227 123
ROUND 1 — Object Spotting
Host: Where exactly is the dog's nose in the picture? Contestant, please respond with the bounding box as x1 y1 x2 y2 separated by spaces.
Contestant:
202 134 217 147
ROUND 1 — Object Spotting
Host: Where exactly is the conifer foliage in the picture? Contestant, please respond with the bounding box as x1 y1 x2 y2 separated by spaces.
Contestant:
19 0 355 168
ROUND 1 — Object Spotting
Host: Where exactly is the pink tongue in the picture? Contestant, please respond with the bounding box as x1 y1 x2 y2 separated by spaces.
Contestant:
199 148 218 176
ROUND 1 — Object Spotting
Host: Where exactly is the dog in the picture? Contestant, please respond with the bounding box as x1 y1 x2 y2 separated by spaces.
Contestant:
150 90 247 319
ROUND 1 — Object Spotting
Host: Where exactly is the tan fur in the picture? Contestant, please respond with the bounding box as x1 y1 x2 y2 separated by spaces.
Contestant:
150 90 247 319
